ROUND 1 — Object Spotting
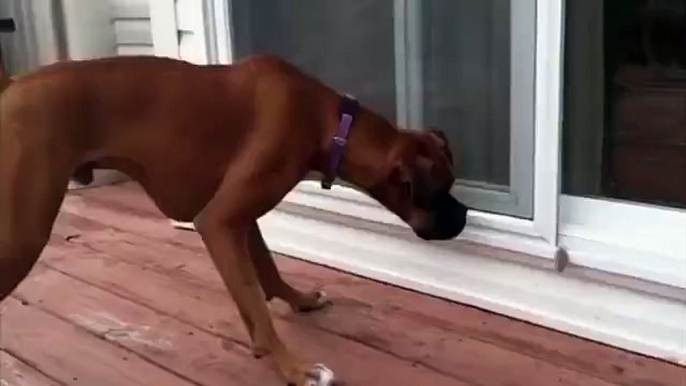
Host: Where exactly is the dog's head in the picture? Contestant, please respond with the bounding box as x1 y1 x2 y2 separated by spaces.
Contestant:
369 128 468 240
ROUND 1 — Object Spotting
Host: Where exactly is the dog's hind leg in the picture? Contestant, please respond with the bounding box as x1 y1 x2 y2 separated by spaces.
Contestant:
248 223 332 312
0 137 71 302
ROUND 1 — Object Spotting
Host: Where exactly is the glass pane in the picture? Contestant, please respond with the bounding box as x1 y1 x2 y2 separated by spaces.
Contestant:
230 0 525 215
231 0 397 121
563 0 686 209
421 0 511 187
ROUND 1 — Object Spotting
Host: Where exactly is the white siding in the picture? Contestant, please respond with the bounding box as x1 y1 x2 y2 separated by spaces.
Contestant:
112 0 154 56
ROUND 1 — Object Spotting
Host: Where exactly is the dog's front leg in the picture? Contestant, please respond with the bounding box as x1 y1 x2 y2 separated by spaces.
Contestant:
248 223 332 313
194 214 335 386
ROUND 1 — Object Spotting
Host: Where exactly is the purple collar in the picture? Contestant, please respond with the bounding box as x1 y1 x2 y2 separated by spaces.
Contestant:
321 94 360 189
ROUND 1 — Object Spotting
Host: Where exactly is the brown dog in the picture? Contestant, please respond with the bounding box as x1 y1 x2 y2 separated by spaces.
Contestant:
0 55 468 385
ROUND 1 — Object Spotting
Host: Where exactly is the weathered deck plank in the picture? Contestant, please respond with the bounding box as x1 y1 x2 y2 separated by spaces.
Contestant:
1 298 195 386
37 240 466 386
67 182 686 386
12 265 282 386
47 213 618 386
0 350 64 386
1 182 682 386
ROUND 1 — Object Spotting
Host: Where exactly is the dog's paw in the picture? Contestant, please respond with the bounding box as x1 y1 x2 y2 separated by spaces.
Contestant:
304 363 335 386
284 362 337 386
292 291 332 313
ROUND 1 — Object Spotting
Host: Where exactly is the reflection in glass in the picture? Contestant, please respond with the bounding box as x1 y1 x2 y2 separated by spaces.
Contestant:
564 0 686 209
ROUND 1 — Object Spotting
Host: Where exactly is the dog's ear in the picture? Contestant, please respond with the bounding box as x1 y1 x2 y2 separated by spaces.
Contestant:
390 157 435 208
427 127 453 166
412 155 437 207
427 128 447 147
387 160 415 207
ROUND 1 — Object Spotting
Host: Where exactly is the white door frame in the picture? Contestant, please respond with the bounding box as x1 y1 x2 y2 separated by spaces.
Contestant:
555 0 686 291
202 0 559 254
187 0 632 273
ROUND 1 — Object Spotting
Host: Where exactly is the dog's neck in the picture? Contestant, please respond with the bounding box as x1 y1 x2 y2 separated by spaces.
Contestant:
317 99 400 191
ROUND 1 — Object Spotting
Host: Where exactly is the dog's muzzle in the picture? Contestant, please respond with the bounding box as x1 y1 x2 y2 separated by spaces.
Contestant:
416 192 468 241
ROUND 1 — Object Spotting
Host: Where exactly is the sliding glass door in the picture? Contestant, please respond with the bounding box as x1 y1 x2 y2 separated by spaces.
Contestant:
230 0 398 121
200 0 684 291
561 0 686 289
227 0 537 218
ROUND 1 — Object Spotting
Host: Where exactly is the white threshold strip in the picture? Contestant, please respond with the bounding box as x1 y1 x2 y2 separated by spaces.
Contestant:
171 188 686 365
67 170 129 191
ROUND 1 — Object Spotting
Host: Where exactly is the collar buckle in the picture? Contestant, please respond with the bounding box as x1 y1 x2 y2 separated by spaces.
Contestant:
332 136 348 146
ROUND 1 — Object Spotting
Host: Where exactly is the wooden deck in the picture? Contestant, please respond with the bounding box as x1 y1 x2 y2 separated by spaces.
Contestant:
1 182 684 386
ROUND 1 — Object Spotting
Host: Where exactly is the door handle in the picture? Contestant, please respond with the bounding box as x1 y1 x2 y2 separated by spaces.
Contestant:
0 18 16 33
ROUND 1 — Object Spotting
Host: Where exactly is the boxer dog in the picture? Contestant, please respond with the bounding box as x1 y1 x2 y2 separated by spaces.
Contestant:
0 55 468 385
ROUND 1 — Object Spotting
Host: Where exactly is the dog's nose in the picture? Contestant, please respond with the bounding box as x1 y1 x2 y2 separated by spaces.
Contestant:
429 193 468 240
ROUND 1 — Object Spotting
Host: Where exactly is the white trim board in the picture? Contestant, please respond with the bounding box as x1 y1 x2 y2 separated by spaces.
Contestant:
207 0 233 64
149 0 179 58
279 183 684 300
172 203 686 365
176 0 211 64
560 195 686 290
260 209 685 365
67 170 128 191
284 181 558 261
533 0 564 245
